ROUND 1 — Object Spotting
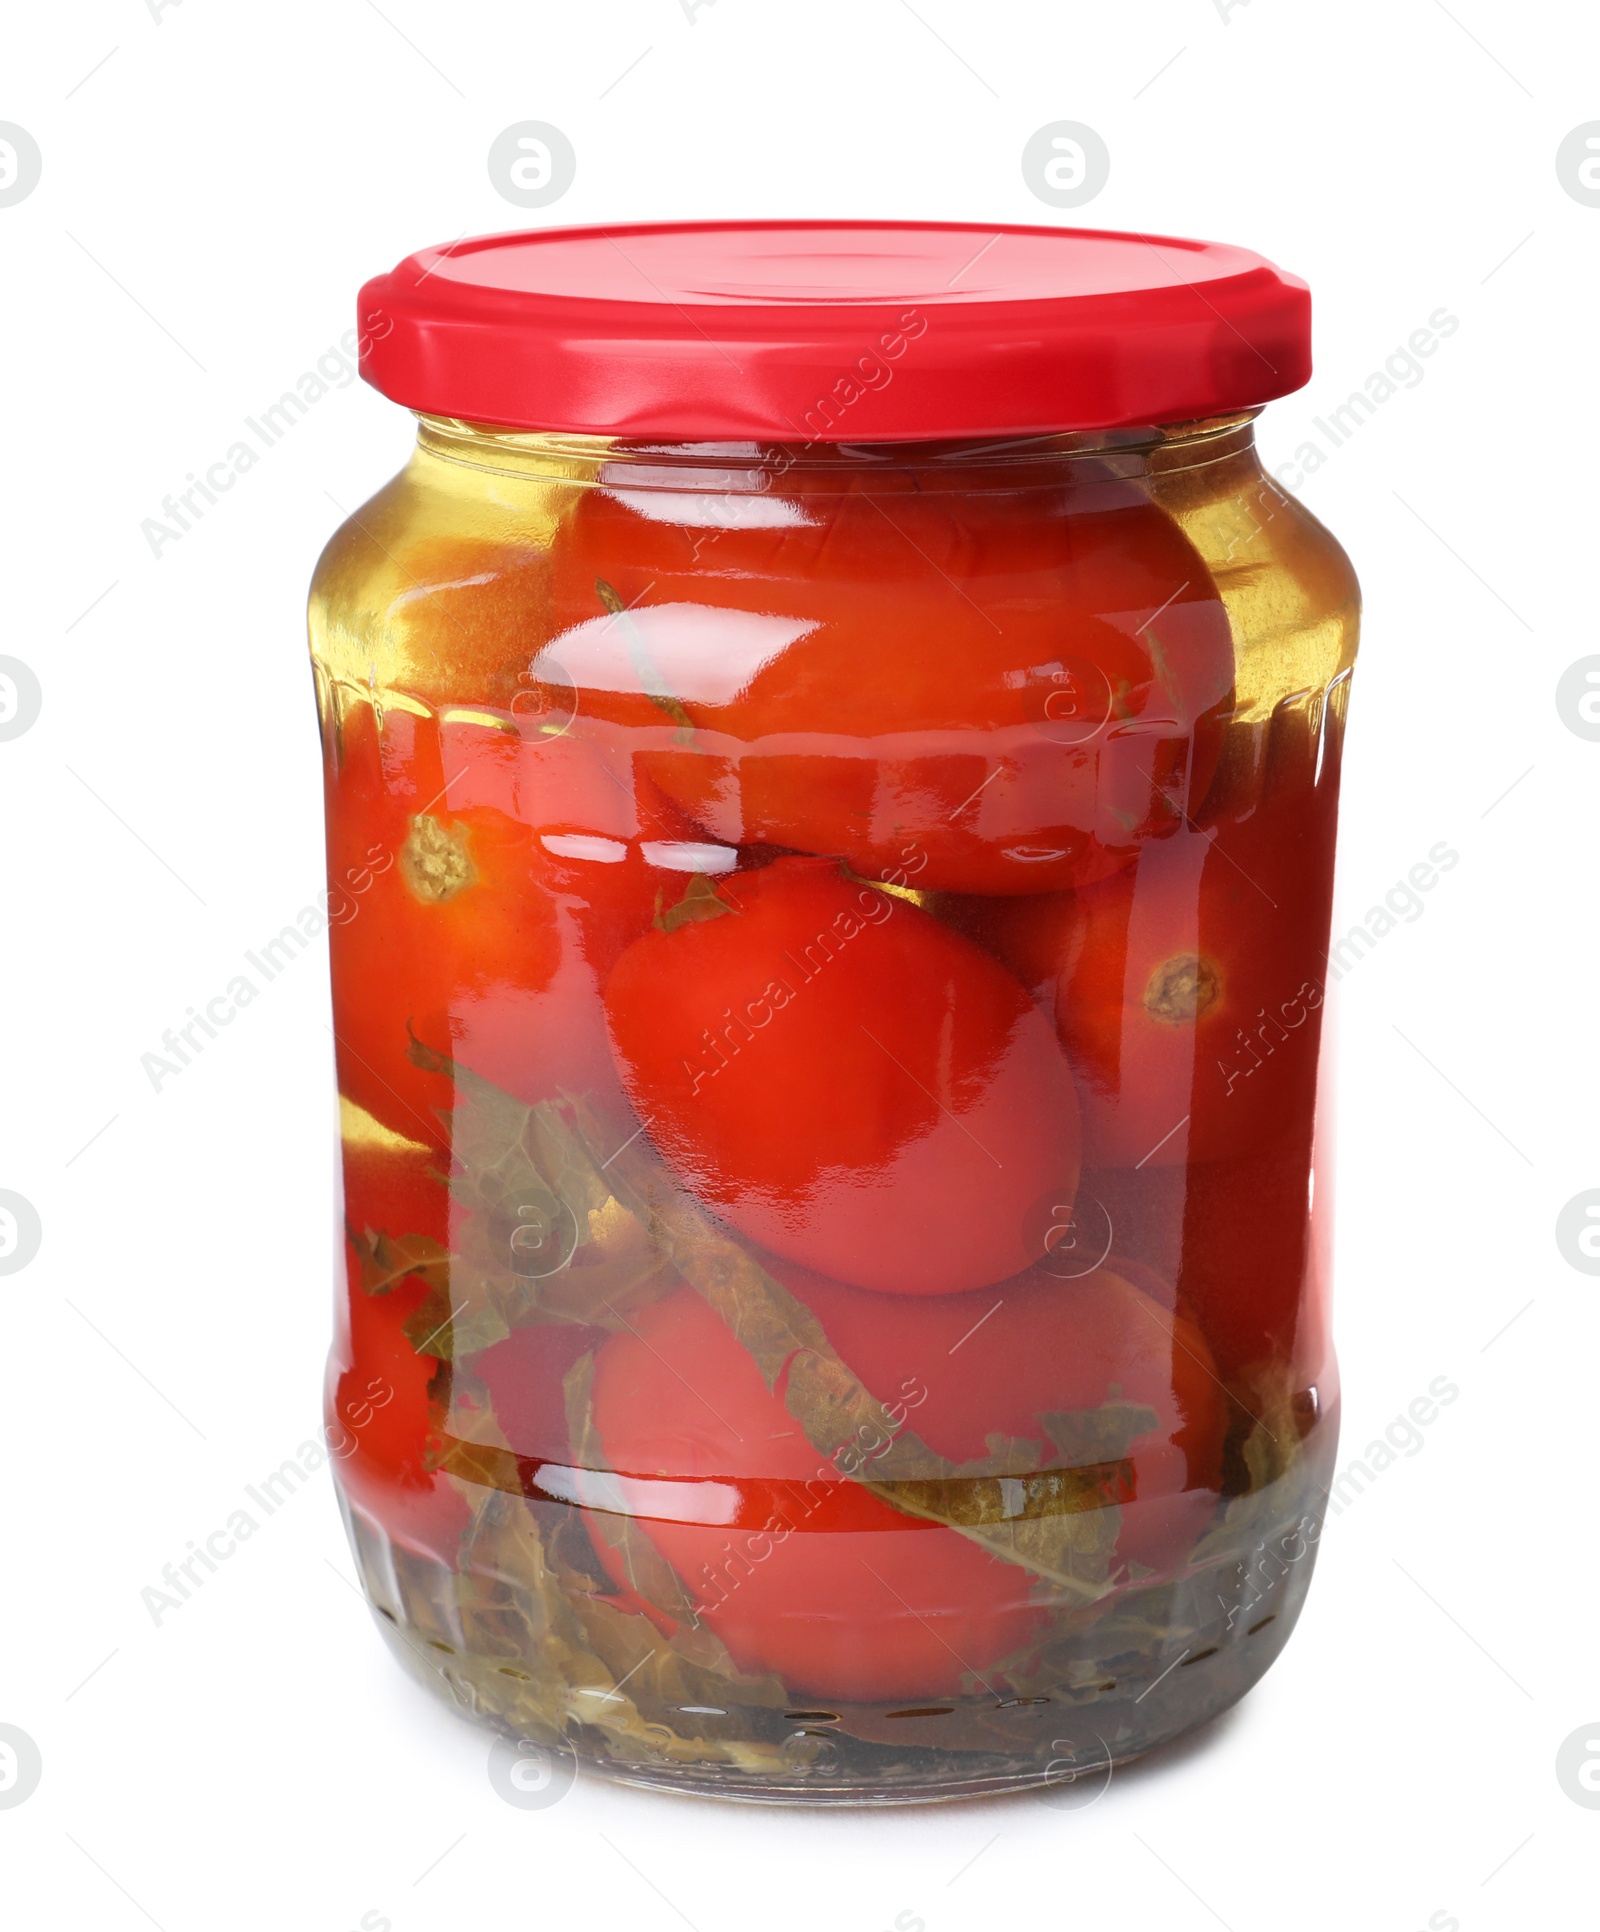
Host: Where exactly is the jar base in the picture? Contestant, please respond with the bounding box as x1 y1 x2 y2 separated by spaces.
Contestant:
368 1595 1270 1806
338 1428 1331 1807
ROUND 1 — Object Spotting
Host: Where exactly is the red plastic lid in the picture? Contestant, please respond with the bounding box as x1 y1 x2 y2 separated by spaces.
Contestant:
358 220 1311 441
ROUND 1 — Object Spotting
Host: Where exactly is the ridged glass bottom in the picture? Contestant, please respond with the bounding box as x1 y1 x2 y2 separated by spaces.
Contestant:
338 1418 1332 1806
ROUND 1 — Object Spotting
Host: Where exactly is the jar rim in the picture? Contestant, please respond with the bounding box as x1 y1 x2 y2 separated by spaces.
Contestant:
413 410 1260 490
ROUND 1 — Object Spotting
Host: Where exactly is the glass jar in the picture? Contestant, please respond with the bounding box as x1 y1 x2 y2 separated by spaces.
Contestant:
310 223 1358 1803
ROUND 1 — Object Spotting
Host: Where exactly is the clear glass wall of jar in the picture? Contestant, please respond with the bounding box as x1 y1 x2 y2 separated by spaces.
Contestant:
309 406 1357 1802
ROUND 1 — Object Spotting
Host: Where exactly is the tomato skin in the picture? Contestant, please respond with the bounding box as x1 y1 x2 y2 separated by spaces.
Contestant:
544 473 1233 895
587 1268 1224 1699
602 857 1081 1295
969 790 1337 1167
329 1137 468 1560
588 1286 1050 1700
1177 1127 1317 1382
325 701 657 1147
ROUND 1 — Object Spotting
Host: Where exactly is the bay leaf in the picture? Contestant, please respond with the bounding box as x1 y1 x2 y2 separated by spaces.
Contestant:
389 1039 671 1359
348 1225 451 1300
655 872 735 934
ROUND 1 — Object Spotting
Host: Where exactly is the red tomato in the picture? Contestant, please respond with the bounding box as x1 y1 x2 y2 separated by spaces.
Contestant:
968 785 1337 1167
588 1285 1043 1700
587 1268 1224 1699
542 468 1233 894
778 1258 1226 1580
328 1137 468 1560
325 700 658 1147
602 857 1081 1294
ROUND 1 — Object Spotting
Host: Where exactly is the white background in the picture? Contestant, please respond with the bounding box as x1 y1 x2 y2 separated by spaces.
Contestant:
1 2 1594 1928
